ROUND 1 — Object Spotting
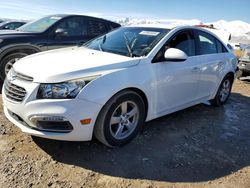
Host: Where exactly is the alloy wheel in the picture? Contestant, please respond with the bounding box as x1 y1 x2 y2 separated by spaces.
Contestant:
109 101 139 140
5 58 20 76
219 79 231 102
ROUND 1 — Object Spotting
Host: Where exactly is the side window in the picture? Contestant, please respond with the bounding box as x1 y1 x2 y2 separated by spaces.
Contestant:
55 17 86 37
216 40 228 53
3 23 13 30
153 30 195 63
14 23 24 28
86 19 108 37
168 31 195 56
8 23 23 30
197 31 217 55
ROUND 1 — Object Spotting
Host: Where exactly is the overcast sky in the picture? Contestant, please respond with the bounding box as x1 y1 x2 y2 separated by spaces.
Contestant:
0 0 249 23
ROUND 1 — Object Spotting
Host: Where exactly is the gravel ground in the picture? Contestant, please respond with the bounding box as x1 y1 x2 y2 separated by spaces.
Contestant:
0 79 250 188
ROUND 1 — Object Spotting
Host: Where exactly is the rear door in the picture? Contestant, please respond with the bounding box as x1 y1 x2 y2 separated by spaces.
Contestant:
194 30 229 99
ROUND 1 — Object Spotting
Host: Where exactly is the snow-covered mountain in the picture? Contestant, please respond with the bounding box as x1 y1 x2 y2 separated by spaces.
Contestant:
207 20 250 36
117 18 250 44
208 20 250 44
117 18 202 27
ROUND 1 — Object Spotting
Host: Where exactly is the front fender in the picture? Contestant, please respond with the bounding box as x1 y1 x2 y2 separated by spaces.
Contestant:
0 44 42 60
77 64 155 121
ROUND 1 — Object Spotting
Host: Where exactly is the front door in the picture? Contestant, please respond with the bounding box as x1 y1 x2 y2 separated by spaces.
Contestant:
47 17 90 50
151 30 201 115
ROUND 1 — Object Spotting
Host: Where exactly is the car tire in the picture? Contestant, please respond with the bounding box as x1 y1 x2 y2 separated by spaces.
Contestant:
94 90 146 147
0 52 27 80
210 75 233 106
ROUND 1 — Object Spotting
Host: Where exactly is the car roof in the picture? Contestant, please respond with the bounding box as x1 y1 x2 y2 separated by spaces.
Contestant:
126 23 174 30
45 14 120 25
126 24 204 31
124 24 230 45
0 20 27 24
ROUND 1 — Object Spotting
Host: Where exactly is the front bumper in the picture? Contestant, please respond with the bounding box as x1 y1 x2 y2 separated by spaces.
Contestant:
2 82 102 141
238 61 250 73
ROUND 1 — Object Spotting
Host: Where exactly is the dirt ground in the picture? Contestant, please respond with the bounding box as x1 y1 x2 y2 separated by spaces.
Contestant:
0 79 250 188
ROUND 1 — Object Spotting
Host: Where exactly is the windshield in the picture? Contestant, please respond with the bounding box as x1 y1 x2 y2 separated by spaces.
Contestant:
84 27 170 57
17 16 63 32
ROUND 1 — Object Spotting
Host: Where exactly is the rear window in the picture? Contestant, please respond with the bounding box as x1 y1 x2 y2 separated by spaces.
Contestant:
197 30 228 55
216 40 228 53
198 31 217 55
86 19 108 36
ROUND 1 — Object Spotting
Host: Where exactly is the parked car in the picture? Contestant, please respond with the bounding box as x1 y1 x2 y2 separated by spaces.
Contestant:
2 25 237 147
237 46 250 78
0 21 26 30
0 14 120 81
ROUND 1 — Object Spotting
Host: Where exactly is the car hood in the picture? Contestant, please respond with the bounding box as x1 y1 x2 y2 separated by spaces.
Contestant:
13 47 140 83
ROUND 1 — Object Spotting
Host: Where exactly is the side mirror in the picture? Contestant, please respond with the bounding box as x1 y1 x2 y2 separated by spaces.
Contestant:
164 48 188 61
55 28 68 37
3 26 10 30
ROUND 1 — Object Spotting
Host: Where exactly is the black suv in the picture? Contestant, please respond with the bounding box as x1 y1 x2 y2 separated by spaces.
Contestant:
0 14 120 81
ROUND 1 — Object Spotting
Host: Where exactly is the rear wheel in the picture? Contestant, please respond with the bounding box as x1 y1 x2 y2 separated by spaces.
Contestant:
210 75 233 106
0 52 27 80
94 90 146 147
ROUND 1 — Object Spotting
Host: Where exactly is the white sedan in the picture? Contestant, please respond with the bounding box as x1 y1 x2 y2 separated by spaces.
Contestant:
2 25 237 147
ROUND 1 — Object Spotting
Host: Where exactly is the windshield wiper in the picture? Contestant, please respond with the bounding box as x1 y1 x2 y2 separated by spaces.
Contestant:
98 43 103 51
123 33 133 57
98 35 106 52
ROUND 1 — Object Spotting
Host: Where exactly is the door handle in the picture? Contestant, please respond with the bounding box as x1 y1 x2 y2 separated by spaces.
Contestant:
218 61 224 66
191 67 200 72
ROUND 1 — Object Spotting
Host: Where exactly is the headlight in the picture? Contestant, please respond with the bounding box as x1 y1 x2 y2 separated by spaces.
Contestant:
0 39 3 43
37 76 99 99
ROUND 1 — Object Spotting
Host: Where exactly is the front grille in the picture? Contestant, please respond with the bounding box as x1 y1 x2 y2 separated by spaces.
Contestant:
16 72 33 82
4 80 27 102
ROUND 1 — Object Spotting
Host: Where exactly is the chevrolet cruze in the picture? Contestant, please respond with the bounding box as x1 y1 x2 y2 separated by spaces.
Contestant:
2 25 237 147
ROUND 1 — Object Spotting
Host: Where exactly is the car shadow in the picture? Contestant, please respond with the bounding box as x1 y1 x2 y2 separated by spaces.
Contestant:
32 92 250 182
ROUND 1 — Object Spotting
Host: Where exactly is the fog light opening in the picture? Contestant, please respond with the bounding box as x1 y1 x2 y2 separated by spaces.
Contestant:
29 116 73 133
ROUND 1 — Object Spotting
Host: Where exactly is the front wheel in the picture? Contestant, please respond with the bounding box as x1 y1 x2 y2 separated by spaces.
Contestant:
94 90 146 147
210 75 233 106
0 52 27 80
